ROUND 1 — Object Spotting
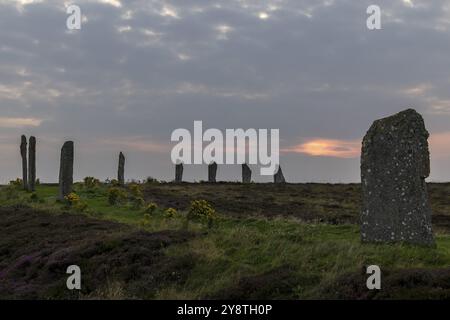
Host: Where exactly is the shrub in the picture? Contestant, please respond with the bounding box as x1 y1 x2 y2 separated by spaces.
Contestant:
131 197 145 210
9 178 22 188
187 199 217 228
128 183 143 198
74 201 88 212
164 208 178 219
140 213 151 227
107 187 127 205
145 177 158 184
30 192 39 202
84 176 100 189
4 186 19 200
145 202 158 214
64 192 80 206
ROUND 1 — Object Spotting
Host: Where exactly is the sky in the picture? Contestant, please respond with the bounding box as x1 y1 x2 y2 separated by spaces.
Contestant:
1 0 450 183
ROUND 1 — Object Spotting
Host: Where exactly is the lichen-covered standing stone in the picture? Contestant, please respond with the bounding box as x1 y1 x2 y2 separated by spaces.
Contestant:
242 163 251 183
175 163 183 183
20 135 28 190
208 162 217 182
28 136 36 191
58 141 74 200
361 109 434 246
118 152 125 185
274 165 286 183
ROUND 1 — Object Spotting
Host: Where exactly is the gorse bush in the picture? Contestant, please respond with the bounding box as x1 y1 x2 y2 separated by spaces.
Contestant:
9 178 23 188
30 192 39 202
131 197 145 210
107 187 127 205
145 176 158 184
145 202 158 214
64 192 80 205
164 207 178 219
3 185 19 200
84 176 100 189
188 199 217 228
128 184 143 198
63 192 88 211
140 213 151 227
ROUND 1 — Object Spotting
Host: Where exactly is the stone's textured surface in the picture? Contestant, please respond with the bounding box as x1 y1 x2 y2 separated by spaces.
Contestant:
58 141 74 200
28 136 36 191
118 152 125 185
361 109 434 246
175 163 183 183
20 135 28 190
274 166 286 183
242 163 252 183
208 162 217 182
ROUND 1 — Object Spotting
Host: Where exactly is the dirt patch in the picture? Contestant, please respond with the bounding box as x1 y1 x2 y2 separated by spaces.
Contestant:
0 207 195 299
316 267 450 299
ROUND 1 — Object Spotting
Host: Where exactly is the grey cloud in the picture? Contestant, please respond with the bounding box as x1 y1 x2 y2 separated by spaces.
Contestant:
1 0 450 183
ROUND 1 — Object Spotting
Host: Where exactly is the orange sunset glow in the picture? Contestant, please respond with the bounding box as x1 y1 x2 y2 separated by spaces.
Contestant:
282 139 361 158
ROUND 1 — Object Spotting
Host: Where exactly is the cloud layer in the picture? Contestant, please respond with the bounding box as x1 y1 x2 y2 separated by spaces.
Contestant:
1 0 450 182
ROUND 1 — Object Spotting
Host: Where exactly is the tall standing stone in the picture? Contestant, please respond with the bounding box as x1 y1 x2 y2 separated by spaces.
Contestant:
28 136 36 191
208 162 217 182
20 135 28 190
274 165 286 183
361 109 434 246
58 141 74 200
175 163 183 183
118 152 125 185
242 163 251 183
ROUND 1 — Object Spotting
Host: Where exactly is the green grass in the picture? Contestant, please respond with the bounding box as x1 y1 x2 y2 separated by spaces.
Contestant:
1 183 450 299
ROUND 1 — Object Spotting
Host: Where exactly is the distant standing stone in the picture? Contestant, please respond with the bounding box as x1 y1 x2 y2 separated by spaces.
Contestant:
175 163 183 183
20 135 28 190
361 109 434 246
242 163 251 183
58 141 74 200
118 152 125 185
274 165 286 183
208 162 217 182
28 136 36 191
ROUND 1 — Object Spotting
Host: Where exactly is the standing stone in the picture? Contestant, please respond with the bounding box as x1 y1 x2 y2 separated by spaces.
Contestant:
242 163 251 183
58 141 74 200
274 165 286 183
28 136 36 191
208 162 217 182
20 135 28 190
175 163 183 183
361 109 434 246
118 152 125 186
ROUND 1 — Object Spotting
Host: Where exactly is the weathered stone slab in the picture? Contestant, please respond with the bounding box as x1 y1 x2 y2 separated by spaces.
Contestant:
361 109 434 246
58 141 74 200
274 165 286 183
208 162 217 182
175 163 183 183
28 136 36 191
20 135 28 190
118 152 125 185
242 163 251 183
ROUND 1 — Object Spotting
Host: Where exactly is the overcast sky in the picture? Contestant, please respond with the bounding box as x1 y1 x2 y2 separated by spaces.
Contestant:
1 0 450 183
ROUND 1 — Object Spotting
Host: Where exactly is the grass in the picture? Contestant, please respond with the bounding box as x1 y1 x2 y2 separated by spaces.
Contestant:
1 182 450 299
